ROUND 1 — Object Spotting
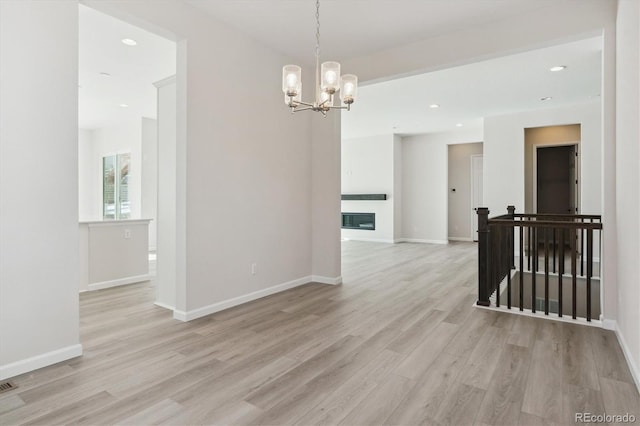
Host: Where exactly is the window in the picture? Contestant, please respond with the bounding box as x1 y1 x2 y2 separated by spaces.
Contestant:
103 153 130 220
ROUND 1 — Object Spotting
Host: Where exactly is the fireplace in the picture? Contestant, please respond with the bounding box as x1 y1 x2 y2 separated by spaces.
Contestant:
342 212 375 230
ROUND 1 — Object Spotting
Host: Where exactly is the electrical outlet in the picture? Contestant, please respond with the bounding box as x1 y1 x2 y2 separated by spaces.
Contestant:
251 263 257 275
124 229 131 239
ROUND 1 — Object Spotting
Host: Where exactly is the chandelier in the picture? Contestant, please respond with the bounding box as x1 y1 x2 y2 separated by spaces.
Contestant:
281 0 358 116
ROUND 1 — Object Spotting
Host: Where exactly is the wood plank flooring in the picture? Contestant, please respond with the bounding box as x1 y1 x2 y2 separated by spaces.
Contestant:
1 241 638 425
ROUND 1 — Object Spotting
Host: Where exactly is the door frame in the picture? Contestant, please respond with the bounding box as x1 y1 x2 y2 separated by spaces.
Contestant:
470 154 483 241
532 142 580 214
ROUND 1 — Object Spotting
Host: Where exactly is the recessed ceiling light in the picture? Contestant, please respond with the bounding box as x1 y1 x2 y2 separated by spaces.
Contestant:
429 104 440 109
100 72 111 77
456 123 463 127
540 97 553 101
549 65 567 72
119 103 129 108
121 38 137 46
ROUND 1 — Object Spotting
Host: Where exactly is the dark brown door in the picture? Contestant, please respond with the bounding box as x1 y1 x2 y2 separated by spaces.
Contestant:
536 144 577 247
536 145 575 214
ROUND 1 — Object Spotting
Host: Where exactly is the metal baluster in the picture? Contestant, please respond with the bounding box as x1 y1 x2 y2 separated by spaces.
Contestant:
580 225 584 276
587 228 593 322
527 226 531 272
571 228 577 319
532 226 537 314
495 225 500 308
519 224 524 311
558 227 564 317
552 228 556 273
544 226 549 315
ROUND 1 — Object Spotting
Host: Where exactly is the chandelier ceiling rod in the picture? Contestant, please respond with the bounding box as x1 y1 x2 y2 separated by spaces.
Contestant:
281 0 358 116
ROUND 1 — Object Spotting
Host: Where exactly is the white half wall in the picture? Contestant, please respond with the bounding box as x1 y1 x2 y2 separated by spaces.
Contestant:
615 0 640 389
0 0 81 378
341 134 396 242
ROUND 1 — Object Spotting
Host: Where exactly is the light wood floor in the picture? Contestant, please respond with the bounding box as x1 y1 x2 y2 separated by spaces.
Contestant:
1 241 638 425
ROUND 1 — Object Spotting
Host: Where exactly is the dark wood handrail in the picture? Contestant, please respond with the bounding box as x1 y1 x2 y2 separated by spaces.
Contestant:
477 206 602 322
489 219 602 230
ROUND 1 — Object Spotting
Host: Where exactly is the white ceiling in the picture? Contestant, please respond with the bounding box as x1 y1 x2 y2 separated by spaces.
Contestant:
342 37 602 139
79 1 600 139
79 5 176 129
185 0 576 63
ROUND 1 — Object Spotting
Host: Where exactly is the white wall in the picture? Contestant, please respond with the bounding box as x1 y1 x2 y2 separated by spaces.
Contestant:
141 117 158 250
401 129 483 244
484 103 601 216
85 0 319 319
401 135 447 244
0 0 81 379
78 129 99 220
341 134 396 243
311 111 341 283
615 0 640 388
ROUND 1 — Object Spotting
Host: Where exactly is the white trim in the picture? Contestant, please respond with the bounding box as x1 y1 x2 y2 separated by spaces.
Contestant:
473 302 604 328
448 237 474 242
153 74 176 88
397 238 449 245
88 274 153 291
606 320 640 393
81 219 152 227
470 154 483 241
602 318 617 330
532 141 580 214
0 344 82 381
173 276 313 322
154 301 175 311
343 237 395 244
311 275 342 285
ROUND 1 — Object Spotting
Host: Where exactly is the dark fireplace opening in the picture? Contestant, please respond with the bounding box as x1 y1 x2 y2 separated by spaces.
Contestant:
342 212 375 230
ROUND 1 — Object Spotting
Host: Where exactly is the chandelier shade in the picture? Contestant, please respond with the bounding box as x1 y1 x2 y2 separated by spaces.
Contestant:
281 0 357 116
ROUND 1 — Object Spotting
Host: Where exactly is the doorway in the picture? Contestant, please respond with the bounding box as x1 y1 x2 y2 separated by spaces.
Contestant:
447 143 483 242
535 144 578 215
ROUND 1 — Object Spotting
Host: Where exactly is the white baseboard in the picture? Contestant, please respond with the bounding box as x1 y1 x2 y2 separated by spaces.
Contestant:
448 237 474 242
0 344 83 381
173 275 313 322
602 318 617 330
154 301 175 311
609 320 640 393
88 274 153 291
343 237 395 244
311 275 342 285
397 238 449 245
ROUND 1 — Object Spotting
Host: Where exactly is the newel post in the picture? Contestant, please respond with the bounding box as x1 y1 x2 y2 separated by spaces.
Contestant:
507 205 516 269
477 207 491 306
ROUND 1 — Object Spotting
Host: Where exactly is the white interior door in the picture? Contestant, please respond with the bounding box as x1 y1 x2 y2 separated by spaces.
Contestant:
471 155 484 241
